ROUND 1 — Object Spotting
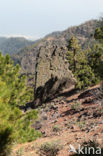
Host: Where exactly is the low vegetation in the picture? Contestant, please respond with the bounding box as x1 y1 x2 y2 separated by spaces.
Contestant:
39 140 62 156
52 125 61 132
16 147 25 156
71 100 82 111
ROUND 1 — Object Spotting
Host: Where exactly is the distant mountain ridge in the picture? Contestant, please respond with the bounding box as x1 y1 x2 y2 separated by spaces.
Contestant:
0 37 35 55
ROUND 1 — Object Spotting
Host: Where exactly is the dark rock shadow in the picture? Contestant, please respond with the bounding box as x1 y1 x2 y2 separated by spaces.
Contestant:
58 88 77 98
19 101 34 112
61 109 83 117
34 76 75 107
82 99 94 105
78 87 100 99
65 98 78 104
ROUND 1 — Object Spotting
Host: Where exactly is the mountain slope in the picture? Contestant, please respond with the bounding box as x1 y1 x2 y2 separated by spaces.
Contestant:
0 37 35 55
13 84 103 156
12 20 99 75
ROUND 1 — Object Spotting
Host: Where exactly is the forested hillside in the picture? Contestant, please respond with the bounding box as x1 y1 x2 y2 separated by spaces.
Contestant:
0 37 35 55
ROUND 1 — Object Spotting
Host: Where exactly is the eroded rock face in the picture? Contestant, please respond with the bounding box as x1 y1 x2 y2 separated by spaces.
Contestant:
34 43 76 106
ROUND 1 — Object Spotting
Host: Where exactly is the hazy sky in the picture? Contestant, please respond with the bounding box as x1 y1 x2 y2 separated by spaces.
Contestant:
0 0 103 40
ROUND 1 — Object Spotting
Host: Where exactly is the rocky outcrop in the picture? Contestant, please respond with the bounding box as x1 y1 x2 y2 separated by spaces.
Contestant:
34 43 76 106
12 20 98 106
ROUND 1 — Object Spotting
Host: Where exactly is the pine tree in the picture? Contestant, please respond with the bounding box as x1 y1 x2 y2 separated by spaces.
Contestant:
93 20 103 103
0 53 41 156
94 26 103 41
93 20 103 79
87 44 103 79
67 37 98 89
67 36 80 72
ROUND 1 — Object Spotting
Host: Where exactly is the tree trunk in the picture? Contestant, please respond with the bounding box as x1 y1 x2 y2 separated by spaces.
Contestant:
73 49 76 73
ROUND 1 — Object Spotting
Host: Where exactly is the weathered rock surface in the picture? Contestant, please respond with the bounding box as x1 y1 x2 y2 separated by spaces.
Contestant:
34 43 76 106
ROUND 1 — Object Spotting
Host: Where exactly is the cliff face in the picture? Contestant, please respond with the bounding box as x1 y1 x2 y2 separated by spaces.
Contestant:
36 45 69 88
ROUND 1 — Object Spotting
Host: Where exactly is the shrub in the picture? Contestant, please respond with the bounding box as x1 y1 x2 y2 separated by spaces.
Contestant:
71 100 82 111
52 125 60 132
16 147 25 156
39 141 62 156
77 121 86 130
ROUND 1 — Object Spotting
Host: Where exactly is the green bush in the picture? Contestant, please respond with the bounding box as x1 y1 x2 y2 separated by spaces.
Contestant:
39 141 62 156
77 121 86 130
16 147 25 156
71 100 82 111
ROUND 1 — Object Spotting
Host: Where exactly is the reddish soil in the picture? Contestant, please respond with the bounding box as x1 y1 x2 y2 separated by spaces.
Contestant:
13 84 103 156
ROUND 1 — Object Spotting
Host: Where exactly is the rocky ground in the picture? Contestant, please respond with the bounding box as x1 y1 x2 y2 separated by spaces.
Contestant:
13 84 103 156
